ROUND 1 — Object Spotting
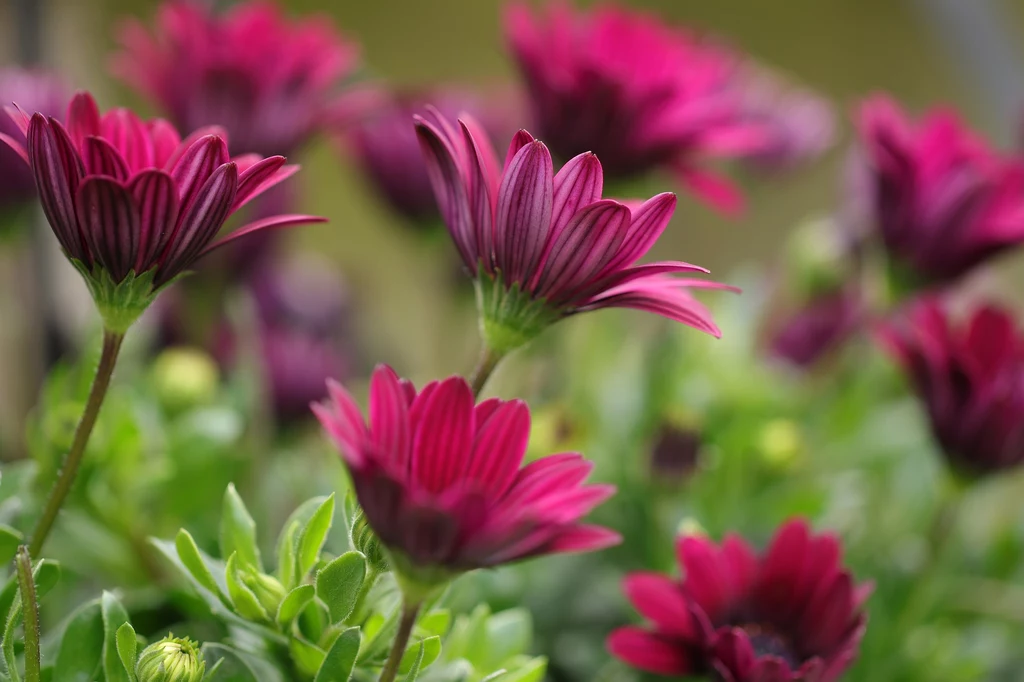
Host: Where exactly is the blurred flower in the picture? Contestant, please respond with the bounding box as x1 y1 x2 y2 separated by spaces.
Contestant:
217 254 352 421
879 298 1024 477
770 288 864 368
609 519 870 682
415 110 735 356
852 95 1024 291
314 365 620 593
0 68 64 218
649 419 702 485
136 635 205 682
0 91 322 332
113 0 372 157
504 2 770 214
348 88 518 224
735 67 835 172
151 347 219 412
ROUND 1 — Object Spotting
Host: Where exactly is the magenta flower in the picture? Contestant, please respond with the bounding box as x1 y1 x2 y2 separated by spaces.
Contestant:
0 91 323 332
853 96 1024 290
770 288 864 369
0 68 65 217
314 365 619 588
415 109 735 355
879 299 1024 477
113 0 370 157
609 519 870 682
736 68 835 172
348 89 517 224
504 2 769 214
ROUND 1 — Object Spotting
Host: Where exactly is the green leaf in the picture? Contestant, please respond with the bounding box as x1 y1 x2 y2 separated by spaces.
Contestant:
296 495 335 581
101 592 131 682
200 643 259 682
221 483 262 572
276 521 300 590
275 585 315 628
288 637 325 679
115 623 137 682
0 527 21 565
313 627 359 682
399 639 426 682
417 610 451 639
3 592 22 682
174 529 232 607
53 600 103 682
398 636 440 675
485 609 532 667
500 657 546 682
315 552 366 624
225 554 269 622
31 563 59 602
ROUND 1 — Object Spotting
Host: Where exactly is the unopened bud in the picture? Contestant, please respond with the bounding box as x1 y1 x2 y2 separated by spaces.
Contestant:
152 348 219 412
677 517 707 539
350 509 389 573
650 422 702 486
757 419 802 470
136 635 205 682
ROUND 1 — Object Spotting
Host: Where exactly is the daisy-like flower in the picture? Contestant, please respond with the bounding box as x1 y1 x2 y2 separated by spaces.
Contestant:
0 68 65 219
415 110 735 359
113 0 370 157
314 365 620 595
0 91 323 333
769 288 864 369
879 298 1024 477
504 2 769 213
853 95 1024 292
609 519 870 682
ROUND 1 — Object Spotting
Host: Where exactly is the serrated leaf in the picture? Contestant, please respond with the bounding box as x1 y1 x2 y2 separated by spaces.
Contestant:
101 592 131 682
225 554 269 622
175 529 231 607
53 600 103 682
288 637 325 678
276 585 315 627
0 527 21 565
221 484 262 572
314 627 360 682
315 552 365 624
398 636 440 675
296 495 335 581
115 623 137 682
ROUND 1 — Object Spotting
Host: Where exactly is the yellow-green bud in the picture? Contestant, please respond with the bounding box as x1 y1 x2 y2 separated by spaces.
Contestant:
152 348 219 412
677 517 707 539
242 571 287 615
350 509 389 573
136 636 205 682
757 419 803 470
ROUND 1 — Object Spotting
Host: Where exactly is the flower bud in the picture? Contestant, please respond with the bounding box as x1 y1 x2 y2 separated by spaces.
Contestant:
136 636 205 682
152 348 219 412
241 571 287 615
677 517 707 539
350 509 389 573
757 419 803 470
649 421 702 487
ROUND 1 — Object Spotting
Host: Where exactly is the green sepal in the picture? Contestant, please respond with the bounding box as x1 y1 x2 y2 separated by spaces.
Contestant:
474 270 561 356
70 259 184 335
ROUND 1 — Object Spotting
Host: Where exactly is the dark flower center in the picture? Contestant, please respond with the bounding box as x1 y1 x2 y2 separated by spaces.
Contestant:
739 623 800 669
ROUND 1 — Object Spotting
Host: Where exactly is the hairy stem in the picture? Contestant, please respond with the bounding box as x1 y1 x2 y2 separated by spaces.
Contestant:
16 547 41 682
29 331 123 555
469 344 504 397
377 600 421 682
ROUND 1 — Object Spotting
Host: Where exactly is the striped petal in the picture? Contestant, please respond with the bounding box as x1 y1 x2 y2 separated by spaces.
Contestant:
66 92 101 149
75 176 140 282
369 365 412 476
232 156 296 212
416 117 476 270
460 120 498 270
82 137 130 180
198 214 326 258
410 377 476 495
466 399 530 498
170 134 230 216
159 162 237 282
101 108 154 172
495 140 553 284
129 170 180 273
601 192 677 276
28 115 86 259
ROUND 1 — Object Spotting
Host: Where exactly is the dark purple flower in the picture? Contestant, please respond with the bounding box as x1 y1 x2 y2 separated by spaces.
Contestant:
853 95 1024 290
609 519 870 682
504 2 770 214
879 298 1024 477
113 0 373 157
348 88 518 224
0 68 64 216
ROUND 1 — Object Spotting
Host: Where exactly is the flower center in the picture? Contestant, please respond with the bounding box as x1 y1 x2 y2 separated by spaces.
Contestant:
739 623 800 669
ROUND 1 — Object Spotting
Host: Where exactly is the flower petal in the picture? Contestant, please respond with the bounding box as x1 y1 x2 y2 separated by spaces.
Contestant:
170 134 231 216
369 364 412 476
28 115 86 259
313 378 370 466
466 399 530 498
410 377 476 494
415 116 477 270
198 214 326 258
607 627 694 676
495 140 553 284
66 92 101 149
128 170 180 273
623 572 697 637
159 162 237 282
550 152 604 238
459 119 498 269
75 176 141 283
231 155 295 212
602 192 678 275
82 137 130 180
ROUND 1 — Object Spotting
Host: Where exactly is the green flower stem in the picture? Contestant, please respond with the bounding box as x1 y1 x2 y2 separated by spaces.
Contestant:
377 599 421 682
16 546 41 682
469 344 505 397
29 330 124 556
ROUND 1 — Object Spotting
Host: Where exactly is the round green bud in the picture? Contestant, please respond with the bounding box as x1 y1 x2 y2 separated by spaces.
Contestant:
350 509 389 573
757 419 803 470
152 348 219 412
242 571 287 615
136 636 205 682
